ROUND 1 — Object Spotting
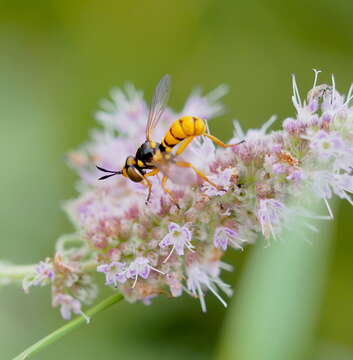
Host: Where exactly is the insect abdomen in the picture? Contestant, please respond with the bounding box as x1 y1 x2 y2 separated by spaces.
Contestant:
161 116 206 151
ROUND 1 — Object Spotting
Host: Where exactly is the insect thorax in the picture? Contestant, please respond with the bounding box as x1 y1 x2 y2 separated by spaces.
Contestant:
135 140 162 165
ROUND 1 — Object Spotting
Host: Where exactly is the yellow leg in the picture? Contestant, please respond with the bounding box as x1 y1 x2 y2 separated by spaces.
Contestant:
161 175 180 209
174 161 223 190
204 133 244 148
175 136 195 156
142 176 153 204
143 168 160 203
145 168 160 177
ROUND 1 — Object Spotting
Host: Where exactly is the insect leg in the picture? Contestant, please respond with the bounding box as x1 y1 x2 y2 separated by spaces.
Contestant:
174 136 195 156
142 168 160 204
174 161 223 190
161 175 180 209
142 176 153 204
204 133 244 148
144 168 160 177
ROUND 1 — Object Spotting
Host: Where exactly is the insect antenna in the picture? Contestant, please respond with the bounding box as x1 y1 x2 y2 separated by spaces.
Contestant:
96 165 117 173
96 165 122 180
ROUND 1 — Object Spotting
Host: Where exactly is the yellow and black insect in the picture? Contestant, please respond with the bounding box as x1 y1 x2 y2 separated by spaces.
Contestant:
97 75 243 207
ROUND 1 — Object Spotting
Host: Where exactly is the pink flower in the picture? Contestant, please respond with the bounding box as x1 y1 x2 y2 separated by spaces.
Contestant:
97 262 127 286
309 130 345 158
214 227 243 251
181 85 228 119
286 169 305 184
186 261 233 312
159 223 194 263
126 257 164 288
22 259 54 293
256 199 286 240
166 273 183 297
202 168 235 196
52 294 89 322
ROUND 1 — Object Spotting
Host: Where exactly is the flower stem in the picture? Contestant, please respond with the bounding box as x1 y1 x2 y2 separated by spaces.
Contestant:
12 293 124 360
0 264 36 283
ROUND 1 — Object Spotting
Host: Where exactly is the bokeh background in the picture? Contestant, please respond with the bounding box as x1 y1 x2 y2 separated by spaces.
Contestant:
0 1 352 359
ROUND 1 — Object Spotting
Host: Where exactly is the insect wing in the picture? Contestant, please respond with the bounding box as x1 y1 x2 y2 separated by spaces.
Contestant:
154 158 196 186
146 74 171 141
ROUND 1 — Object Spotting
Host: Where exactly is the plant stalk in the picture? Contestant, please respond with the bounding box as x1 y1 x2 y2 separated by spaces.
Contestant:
12 292 124 360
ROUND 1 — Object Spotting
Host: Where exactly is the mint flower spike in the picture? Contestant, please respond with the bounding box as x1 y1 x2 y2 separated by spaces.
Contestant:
8 70 350 320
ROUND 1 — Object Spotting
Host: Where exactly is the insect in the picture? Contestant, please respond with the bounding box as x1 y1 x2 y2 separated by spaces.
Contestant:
97 75 244 207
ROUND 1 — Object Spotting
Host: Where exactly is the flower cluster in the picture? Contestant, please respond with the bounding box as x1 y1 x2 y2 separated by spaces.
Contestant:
23 71 353 317
23 237 97 321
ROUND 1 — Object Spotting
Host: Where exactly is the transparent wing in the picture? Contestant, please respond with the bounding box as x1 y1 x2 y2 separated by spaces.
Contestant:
146 74 171 141
153 157 196 186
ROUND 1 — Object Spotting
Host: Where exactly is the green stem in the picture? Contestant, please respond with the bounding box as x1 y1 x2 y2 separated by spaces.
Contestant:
12 293 124 360
0 264 37 281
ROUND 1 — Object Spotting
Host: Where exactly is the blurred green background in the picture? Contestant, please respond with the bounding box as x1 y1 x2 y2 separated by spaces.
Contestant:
0 1 352 359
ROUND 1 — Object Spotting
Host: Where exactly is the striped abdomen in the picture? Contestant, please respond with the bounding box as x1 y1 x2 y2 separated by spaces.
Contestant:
161 116 206 152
